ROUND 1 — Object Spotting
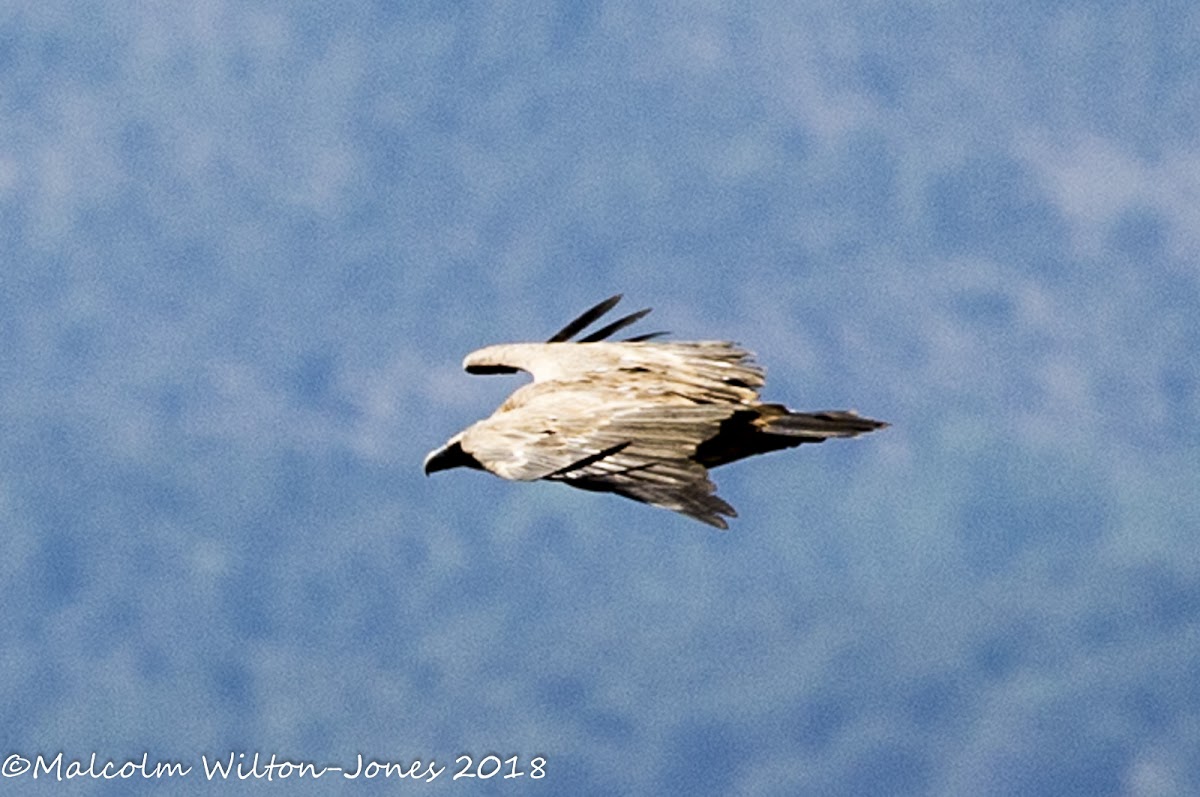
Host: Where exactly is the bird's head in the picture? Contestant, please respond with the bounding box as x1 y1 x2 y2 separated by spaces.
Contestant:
423 435 484 476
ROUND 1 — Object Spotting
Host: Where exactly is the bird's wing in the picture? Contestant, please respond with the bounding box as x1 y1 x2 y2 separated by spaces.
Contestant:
460 395 741 529
465 341 764 402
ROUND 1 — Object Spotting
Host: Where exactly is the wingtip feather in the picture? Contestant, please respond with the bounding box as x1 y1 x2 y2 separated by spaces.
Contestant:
546 294 624 343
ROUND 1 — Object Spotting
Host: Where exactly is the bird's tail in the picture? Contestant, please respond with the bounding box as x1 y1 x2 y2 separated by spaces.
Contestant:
760 409 888 440
695 406 887 468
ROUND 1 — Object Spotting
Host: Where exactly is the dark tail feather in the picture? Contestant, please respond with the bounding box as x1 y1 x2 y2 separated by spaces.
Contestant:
696 408 887 468
763 410 889 439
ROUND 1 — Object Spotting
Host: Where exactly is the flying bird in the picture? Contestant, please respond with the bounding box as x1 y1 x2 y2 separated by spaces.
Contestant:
424 295 887 529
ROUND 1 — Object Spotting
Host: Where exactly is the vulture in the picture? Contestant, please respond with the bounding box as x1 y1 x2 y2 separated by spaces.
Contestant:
424 295 887 529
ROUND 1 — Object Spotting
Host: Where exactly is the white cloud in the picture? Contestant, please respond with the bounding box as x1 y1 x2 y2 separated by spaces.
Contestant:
1019 132 1200 259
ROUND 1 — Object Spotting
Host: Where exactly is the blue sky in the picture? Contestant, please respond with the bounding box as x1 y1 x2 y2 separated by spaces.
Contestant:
3 2 1199 795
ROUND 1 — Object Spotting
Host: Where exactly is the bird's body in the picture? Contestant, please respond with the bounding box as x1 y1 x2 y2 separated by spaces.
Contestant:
424 296 887 529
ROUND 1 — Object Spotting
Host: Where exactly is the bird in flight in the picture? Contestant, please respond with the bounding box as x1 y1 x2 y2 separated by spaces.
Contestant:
424 295 887 529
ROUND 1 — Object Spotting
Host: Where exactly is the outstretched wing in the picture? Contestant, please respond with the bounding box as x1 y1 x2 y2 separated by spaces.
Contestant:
465 341 765 406
460 397 741 529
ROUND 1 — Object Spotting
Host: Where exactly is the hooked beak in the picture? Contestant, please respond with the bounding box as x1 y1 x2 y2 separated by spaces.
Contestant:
423 439 480 475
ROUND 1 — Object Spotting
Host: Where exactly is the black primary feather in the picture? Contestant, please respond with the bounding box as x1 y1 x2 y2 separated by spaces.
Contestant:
579 308 653 342
546 294 623 342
